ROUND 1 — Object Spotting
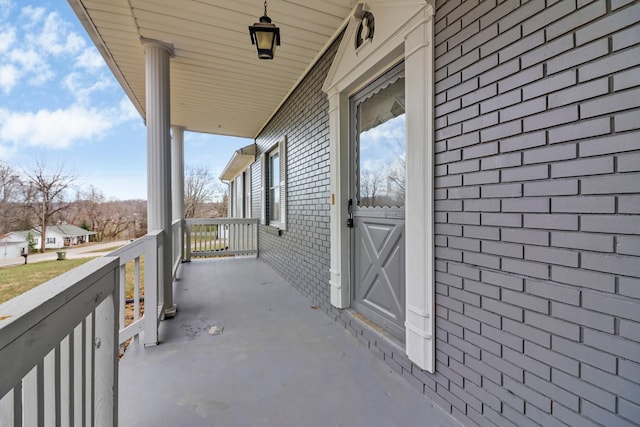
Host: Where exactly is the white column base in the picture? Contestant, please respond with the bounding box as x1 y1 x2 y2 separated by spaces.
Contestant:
162 304 178 320
405 304 434 372
330 269 349 308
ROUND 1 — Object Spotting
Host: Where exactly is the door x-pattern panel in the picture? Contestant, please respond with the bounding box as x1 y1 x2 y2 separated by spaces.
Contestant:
353 217 405 336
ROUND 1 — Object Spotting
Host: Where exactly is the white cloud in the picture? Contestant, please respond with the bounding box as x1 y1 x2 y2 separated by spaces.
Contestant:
75 47 104 70
33 11 85 55
7 48 53 85
0 64 19 93
0 26 16 53
19 5 45 28
63 71 113 104
0 2 141 157
117 97 141 122
0 1 12 20
0 4 104 93
20 6 46 29
0 105 113 150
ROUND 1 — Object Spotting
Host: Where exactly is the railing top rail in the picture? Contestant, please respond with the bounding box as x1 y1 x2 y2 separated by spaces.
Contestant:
0 257 119 398
109 229 163 261
0 257 119 350
186 218 259 225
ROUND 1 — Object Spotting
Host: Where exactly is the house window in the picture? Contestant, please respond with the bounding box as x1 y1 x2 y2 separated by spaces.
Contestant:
46 238 55 244
269 150 280 224
263 136 287 230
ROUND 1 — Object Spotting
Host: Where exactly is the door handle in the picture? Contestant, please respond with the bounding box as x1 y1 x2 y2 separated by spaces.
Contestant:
347 198 354 228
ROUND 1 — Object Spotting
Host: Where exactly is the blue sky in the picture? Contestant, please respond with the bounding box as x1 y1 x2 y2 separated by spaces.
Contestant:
0 0 251 200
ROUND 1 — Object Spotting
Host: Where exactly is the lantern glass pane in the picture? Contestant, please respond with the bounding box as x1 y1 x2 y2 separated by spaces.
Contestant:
256 31 274 50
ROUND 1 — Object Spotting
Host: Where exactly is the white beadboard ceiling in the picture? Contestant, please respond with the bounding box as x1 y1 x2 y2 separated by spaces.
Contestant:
68 0 357 138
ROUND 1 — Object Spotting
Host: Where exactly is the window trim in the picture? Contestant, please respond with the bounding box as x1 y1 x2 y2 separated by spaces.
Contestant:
268 148 280 226
263 135 287 230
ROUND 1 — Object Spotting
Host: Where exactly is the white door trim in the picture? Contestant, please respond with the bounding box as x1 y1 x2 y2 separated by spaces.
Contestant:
322 0 435 372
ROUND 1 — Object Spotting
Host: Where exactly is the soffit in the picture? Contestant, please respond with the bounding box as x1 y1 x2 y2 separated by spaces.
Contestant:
219 143 256 180
68 0 356 138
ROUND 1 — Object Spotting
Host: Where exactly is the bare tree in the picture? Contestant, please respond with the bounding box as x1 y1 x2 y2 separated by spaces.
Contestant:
24 162 75 252
69 187 147 241
0 162 22 234
360 169 383 207
386 153 405 205
184 166 217 218
80 185 106 233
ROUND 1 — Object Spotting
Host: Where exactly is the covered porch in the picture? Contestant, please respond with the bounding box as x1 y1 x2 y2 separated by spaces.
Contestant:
1 219 453 425
119 257 455 426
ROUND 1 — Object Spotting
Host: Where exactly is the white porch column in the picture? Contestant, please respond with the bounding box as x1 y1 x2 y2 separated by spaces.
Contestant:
172 125 185 262
171 126 185 221
404 7 435 372
327 91 350 308
143 38 176 318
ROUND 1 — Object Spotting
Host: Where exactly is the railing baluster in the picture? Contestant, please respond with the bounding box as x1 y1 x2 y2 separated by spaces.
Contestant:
118 264 126 355
232 223 237 252
54 343 62 427
0 383 22 427
82 317 89 427
0 387 10 425
43 350 55 427
185 218 258 258
90 309 96 427
134 257 141 346
38 361 45 427
46 350 57 427
186 221 192 262
65 333 74 427
14 384 22 427
93 293 117 427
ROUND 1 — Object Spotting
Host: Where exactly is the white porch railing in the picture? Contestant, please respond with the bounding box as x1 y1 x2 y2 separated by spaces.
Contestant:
109 230 164 348
185 218 258 261
0 258 120 427
0 230 165 426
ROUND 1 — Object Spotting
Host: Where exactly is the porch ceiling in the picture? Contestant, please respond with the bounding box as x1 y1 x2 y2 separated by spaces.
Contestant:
68 0 356 138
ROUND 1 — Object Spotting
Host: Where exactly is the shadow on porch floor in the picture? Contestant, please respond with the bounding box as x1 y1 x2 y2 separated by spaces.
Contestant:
119 258 457 427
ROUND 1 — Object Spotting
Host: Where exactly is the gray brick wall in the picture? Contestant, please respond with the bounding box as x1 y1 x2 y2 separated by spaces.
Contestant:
253 2 640 426
253 36 337 305
433 1 640 426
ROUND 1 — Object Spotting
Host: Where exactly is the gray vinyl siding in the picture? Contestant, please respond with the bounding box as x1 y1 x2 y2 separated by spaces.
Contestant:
254 2 640 426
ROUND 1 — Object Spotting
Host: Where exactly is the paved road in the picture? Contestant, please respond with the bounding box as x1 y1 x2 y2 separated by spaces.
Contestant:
0 240 129 268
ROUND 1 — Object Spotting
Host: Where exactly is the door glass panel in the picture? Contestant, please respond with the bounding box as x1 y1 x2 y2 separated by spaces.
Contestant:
357 78 405 208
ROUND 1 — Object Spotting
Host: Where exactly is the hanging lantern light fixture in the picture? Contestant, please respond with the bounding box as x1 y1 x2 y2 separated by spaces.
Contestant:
248 0 281 60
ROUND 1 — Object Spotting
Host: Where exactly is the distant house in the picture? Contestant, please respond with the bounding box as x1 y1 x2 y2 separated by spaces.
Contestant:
47 224 96 247
8 225 96 251
0 234 28 260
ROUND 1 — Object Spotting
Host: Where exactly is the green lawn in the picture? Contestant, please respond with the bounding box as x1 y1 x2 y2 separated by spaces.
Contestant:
0 257 144 307
0 258 96 304
86 245 126 254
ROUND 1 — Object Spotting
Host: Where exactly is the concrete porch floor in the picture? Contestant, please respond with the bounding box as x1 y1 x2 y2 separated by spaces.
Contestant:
119 258 458 427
